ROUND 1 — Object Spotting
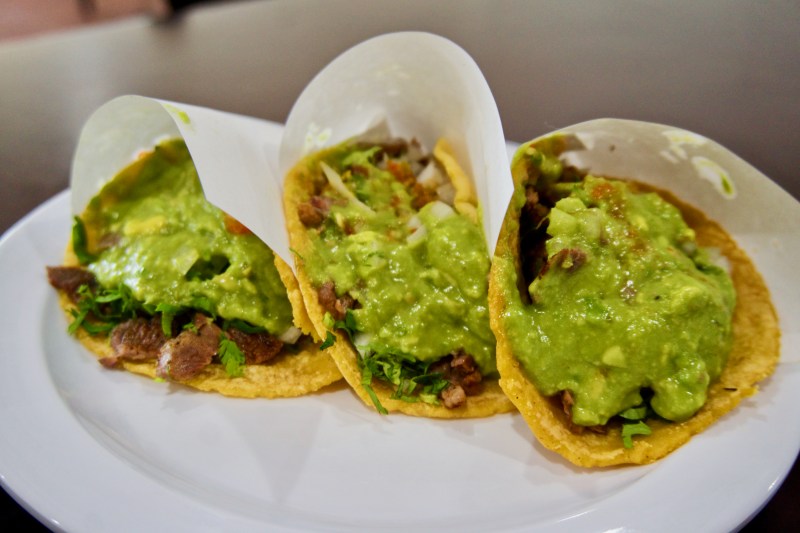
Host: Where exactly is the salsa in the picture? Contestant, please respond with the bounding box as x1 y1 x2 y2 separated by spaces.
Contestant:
500 144 736 426
297 138 497 408
82 138 295 337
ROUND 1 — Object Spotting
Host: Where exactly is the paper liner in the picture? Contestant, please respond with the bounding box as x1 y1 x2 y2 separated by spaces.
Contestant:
278 31 512 255
535 118 798 347
71 95 291 262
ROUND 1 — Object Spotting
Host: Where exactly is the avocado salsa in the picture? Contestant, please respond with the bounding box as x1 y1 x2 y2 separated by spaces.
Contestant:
296 138 496 409
53 138 299 379
499 141 735 431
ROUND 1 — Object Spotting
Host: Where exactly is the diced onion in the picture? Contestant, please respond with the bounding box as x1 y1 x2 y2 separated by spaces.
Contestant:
427 200 455 220
704 246 731 274
406 215 422 231
279 326 302 344
417 161 444 186
406 225 428 245
320 162 375 215
353 331 373 348
436 183 456 206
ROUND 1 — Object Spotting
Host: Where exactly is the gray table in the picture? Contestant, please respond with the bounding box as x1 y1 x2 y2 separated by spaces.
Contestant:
1 0 797 530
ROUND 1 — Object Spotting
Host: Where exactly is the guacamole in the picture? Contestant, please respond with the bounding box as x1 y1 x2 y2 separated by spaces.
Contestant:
82 139 295 336
501 145 735 427
301 142 497 377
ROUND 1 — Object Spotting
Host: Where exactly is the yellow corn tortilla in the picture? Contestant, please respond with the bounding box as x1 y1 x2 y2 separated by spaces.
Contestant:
284 139 514 418
489 141 780 466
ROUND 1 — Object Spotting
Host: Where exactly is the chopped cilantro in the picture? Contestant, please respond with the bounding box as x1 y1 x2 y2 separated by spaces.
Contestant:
320 331 336 350
71 217 96 265
323 309 450 412
330 310 358 341
357 350 450 411
320 310 357 346
618 405 649 421
68 283 139 335
218 334 245 377
155 303 182 337
621 420 652 448
617 397 656 448
359 360 388 415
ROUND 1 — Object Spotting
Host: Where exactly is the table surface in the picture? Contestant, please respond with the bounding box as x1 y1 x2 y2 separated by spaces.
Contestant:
1 0 797 530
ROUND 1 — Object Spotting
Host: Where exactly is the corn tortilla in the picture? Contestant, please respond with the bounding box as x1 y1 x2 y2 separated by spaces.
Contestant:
284 139 514 418
489 142 780 466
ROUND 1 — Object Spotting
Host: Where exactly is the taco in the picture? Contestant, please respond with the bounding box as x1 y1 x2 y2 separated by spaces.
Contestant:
283 133 514 417
489 135 780 466
47 138 342 398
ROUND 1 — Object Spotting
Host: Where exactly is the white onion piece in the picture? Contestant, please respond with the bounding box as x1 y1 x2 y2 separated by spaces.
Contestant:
406 139 427 163
427 200 455 220
406 214 422 230
406 225 428 245
320 162 375 214
417 160 444 186
279 326 302 344
353 331 373 348
703 246 732 274
436 183 456 206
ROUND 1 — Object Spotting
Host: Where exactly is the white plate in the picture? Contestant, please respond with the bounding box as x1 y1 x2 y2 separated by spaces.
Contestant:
1 188 798 532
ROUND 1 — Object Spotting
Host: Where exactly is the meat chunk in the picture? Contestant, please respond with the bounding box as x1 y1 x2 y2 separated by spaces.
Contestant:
430 351 484 408
297 202 325 228
519 186 550 285
317 281 356 321
46 266 97 302
101 317 167 368
225 327 284 365
449 352 483 396
297 195 337 228
537 248 588 279
441 384 467 409
157 314 221 380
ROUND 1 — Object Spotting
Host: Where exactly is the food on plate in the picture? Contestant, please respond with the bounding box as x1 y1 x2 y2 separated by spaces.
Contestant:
489 135 780 466
283 132 514 417
47 138 341 398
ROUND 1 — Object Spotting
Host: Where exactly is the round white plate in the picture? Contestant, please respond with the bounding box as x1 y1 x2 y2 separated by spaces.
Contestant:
0 189 797 532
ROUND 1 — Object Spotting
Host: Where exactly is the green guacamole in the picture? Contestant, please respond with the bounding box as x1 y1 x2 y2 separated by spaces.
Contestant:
501 147 735 426
303 143 497 376
82 139 294 336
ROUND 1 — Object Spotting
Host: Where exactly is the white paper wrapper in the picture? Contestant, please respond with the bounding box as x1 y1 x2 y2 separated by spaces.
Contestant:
71 95 290 261
525 118 800 364
278 31 512 255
